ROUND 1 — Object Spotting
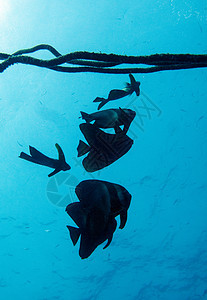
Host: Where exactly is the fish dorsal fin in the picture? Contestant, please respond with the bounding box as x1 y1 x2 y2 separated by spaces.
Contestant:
80 111 93 123
77 140 91 157
66 225 81 246
55 143 65 162
119 107 129 119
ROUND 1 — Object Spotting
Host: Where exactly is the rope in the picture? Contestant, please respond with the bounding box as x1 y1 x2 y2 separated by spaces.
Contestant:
0 44 206 74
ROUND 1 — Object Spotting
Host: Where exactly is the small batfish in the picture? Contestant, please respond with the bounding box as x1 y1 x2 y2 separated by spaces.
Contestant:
19 143 71 177
77 123 133 172
80 107 136 133
93 74 140 110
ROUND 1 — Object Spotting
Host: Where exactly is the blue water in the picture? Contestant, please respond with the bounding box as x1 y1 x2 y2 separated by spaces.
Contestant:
0 1 207 299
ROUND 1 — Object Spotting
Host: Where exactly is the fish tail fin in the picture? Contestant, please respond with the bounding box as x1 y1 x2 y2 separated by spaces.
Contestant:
93 97 105 103
77 140 91 157
97 100 108 110
93 97 108 110
29 146 41 157
66 225 80 246
80 111 93 123
19 152 36 163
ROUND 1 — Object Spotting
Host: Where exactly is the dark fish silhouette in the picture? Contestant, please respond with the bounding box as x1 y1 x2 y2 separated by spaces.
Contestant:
75 180 132 229
66 201 117 259
93 74 140 110
19 143 71 177
66 180 131 258
77 123 133 172
80 107 136 133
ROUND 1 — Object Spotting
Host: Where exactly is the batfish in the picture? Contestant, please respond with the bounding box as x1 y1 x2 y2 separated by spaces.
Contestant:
66 202 117 259
76 180 132 230
65 180 131 258
77 123 133 172
80 107 136 133
93 74 140 110
19 143 71 177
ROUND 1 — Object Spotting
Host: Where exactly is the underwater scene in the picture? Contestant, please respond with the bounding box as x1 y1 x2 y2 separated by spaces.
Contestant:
0 1 207 299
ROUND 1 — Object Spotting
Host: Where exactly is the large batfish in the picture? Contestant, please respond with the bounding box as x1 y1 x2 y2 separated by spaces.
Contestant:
66 180 131 258
77 123 133 172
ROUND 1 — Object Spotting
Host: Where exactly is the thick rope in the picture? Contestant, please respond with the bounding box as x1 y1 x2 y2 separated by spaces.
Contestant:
0 44 206 74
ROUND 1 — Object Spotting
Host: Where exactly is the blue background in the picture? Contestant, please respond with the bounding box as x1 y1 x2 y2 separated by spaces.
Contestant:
0 1 206 299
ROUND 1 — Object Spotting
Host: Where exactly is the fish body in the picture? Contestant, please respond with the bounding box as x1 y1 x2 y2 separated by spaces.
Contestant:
93 74 140 110
77 123 133 172
80 108 136 133
66 179 131 258
76 180 132 229
66 199 116 259
19 143 71 177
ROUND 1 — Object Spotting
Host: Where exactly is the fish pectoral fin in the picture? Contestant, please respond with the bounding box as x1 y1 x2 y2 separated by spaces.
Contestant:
66 225 81 246
119 210 128 229
48 168 61 177
77 140 91 157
